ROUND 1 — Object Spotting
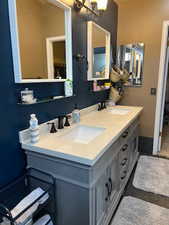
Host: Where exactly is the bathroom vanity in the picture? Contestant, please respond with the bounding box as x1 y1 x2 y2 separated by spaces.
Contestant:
20 106 142 225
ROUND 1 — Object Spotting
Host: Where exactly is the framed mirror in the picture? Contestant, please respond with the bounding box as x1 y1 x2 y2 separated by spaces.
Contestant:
8 0 73 83
87 21 111 81
117 43 145 86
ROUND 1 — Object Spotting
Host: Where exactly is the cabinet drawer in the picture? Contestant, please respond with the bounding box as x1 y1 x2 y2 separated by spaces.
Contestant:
120 118 139 144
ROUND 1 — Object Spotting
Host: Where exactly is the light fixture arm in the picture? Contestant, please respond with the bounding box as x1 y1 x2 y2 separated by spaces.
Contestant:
74 0 100 16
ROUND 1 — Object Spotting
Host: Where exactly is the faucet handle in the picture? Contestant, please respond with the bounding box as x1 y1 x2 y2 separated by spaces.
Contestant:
98 103 102 111
47 122 57 133
64 115 70 127
103 101 107 109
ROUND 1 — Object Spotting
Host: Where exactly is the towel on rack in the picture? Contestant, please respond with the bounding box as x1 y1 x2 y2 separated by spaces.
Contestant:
33 215 53 225
11 188 49 217
1 203 38 225
2 188 49 225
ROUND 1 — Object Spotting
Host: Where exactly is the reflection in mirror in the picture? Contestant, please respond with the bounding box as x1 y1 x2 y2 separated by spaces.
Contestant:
8 0 73 83
53 41 66 79
93 25 106 78
88 22 111 80
46 36 66 79
117 43 145 86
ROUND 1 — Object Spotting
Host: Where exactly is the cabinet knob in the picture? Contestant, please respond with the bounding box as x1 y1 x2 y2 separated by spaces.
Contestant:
121 171 127 180
121 158 128 166
122 131 129 138
108 178 113 195
121 144 128 152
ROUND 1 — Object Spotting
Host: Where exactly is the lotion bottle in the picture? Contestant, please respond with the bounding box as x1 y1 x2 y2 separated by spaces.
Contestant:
72 104 80 123
29 114 40 144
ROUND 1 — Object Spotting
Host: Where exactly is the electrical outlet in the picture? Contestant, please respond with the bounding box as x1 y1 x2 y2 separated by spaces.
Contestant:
150 88 156 95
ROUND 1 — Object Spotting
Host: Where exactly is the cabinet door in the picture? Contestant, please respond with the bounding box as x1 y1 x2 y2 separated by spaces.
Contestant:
94 170 108 225
107 153 119 211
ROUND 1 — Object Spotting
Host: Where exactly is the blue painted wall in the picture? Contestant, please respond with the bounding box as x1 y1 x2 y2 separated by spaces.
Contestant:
0 0 118 187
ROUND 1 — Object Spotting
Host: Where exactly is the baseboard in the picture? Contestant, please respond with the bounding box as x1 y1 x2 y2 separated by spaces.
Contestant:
138 136 153 155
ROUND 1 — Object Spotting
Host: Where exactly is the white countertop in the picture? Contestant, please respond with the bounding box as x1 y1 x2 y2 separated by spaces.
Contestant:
21 106 143 166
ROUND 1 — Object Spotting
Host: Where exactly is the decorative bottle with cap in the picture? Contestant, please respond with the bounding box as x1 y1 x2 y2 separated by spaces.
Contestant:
29 114 40 144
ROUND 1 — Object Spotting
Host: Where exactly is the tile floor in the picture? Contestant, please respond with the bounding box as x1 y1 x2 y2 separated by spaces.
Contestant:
159 124 169 158
110 162 169 224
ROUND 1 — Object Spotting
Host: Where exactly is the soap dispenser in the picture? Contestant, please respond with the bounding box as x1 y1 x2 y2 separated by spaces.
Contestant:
72 104 80 123
29 114 40 144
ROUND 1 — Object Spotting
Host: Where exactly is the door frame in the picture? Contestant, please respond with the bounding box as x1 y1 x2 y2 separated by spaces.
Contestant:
46 35 66 79
153 21 169 154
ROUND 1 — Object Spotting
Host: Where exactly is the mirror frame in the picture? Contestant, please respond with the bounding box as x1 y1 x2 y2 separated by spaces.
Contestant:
8 0 73 83
87 21 111 81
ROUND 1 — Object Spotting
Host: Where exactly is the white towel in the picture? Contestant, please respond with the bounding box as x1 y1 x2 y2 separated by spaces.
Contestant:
33 215 53 225
1 188 49 225
11 188 49 217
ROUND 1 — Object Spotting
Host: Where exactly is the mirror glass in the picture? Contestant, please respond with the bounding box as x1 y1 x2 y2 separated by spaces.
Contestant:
117 43 145 86
88 22 111 80
93 25 106 78
9 0 73 82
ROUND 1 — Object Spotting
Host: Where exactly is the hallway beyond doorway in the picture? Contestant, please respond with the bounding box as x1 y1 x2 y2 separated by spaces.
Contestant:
159 124 169 158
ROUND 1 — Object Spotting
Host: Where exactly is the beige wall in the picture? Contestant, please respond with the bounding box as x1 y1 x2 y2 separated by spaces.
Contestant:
53 41 66 65
16 0 64 78
17 0 45 78
116 0 169 137
42 3 65 74
42 3 65 37
92 24 106 48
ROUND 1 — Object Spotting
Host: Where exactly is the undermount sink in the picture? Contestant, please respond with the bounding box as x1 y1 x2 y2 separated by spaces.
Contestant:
63 125 105 144
108 108 131 115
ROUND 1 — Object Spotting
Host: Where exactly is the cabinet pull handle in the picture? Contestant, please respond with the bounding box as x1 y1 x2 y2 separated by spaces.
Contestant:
122 144 128 152
108 178 113 195
122 131 129 138
105 183 110 201
121 158 127 166
121 171 127 180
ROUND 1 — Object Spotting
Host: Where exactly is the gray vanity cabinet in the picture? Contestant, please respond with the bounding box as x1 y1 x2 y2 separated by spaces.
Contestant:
25 118 139 225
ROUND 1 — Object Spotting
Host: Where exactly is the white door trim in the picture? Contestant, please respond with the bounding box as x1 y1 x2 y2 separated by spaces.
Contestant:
46 35 66 79
153 20 169 155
